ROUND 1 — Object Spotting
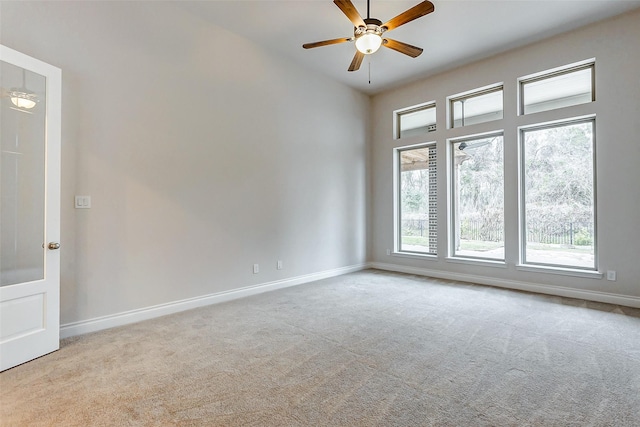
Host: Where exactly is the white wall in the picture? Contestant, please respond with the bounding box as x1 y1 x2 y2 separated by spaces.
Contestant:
1 1 369 324
370 9 640 304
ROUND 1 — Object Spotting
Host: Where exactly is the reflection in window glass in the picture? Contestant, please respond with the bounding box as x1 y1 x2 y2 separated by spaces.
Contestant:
451 134 504 260
398 104 436 138
1 60 47 286
521 65 593 115
451 88 503 128
398 145 437 254
521 120 595 269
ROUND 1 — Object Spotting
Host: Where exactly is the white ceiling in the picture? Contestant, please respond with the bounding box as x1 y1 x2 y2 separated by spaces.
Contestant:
178 0 640 95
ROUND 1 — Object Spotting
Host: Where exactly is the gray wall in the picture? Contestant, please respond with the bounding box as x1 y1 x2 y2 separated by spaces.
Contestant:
1 1 369 324
370 9 640 302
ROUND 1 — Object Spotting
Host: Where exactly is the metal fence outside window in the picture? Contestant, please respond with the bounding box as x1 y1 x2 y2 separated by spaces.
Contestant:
401 218 429 237
524 221 593 246
402 218 594 246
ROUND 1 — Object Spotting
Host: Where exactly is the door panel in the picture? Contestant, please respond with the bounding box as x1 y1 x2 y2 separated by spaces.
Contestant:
0 293 45 341
0 45 61 371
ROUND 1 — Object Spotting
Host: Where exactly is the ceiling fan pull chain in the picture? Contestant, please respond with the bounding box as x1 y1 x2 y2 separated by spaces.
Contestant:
368 58 372 84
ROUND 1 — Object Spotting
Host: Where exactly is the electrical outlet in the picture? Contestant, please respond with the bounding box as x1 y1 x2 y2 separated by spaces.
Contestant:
606 270 616 281
277 260 283 270
386 249 391 256
253 264 259 274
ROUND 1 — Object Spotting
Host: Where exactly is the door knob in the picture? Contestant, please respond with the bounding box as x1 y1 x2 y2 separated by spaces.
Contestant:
48 242 60 250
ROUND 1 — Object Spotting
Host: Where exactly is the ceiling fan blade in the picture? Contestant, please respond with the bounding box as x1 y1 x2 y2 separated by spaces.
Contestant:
382 38 423 58
303 38 351 49
348 51 365 72
334 0 365 28
381 1 435 32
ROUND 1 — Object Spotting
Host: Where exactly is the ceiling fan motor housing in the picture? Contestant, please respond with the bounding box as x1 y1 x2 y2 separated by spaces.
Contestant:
355 18 385 37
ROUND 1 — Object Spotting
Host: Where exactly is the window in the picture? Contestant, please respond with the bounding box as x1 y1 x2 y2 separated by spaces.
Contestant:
397 144 437 255
449 86 503 129
450 133 504 260
520 62 594 115
395 103 436 139
520 118 596 270
390 59 598 276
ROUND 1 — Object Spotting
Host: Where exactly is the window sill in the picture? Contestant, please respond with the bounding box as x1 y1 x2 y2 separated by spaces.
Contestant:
393 251 438 261
445 257 507 268
516 264 603 279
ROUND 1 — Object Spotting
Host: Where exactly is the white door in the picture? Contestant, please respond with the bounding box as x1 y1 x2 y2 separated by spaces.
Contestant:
0 45 61 372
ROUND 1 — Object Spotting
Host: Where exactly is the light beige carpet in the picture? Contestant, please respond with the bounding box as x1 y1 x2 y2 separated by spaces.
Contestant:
2 269 639 426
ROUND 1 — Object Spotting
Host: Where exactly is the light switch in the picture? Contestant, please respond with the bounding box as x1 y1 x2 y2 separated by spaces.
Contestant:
75 195 91 209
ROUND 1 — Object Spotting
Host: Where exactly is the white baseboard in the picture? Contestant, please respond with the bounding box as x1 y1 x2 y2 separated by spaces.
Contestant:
60 263 368 339
370 262 640 309
60 261 639 339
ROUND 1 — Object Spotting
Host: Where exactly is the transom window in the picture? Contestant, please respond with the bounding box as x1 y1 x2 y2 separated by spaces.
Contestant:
395 103 436 139
520 62 594 115
449 86 503 129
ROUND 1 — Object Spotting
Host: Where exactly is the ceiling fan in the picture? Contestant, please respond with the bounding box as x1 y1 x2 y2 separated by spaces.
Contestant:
303 0 435 72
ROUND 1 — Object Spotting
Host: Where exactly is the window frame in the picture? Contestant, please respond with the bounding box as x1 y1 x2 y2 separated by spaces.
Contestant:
448 84 504 129
518 115 598 271
518 60 595 116
394 141 438 257
394 101 437 140
448 130 505 263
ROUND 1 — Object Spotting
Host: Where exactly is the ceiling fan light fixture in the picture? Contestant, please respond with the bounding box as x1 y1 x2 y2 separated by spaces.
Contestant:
9 88 38 110
355 32 382 54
